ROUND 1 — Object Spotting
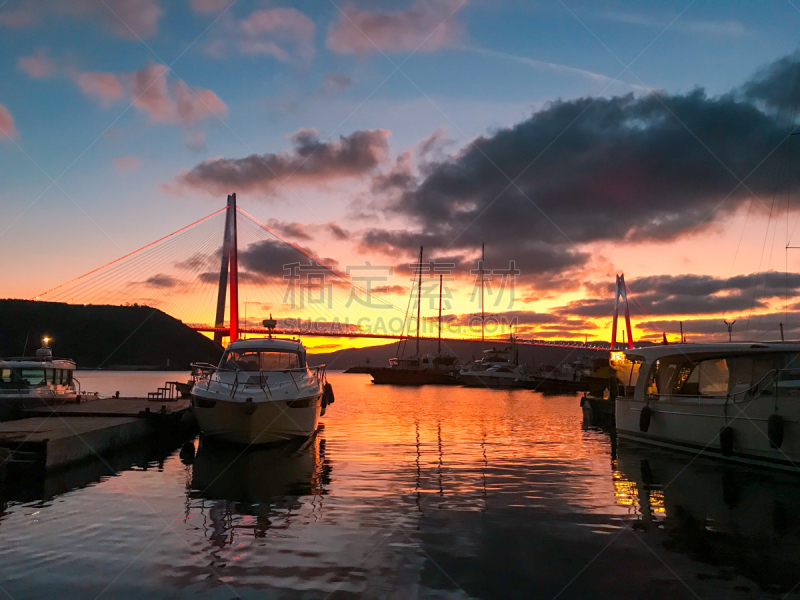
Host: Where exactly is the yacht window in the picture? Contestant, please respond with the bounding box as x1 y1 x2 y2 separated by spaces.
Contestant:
222 350 301 371
17 369 46 387
697 359 729 396
260 351 301 370
46 369 55 384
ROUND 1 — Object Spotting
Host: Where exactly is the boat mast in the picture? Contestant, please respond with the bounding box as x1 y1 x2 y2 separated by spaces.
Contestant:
416 246 423 357
438 274 443 354
481 243 485 348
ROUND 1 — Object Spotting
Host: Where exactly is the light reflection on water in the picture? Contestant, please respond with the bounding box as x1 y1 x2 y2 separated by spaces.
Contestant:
0 372 799 598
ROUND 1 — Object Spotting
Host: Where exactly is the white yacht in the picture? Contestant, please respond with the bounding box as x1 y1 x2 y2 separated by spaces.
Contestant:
617 343 800 470
191 333 331 445
459 344 529 388
0 342 96 410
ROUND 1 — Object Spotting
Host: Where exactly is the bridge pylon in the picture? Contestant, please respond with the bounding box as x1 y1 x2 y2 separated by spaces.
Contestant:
213 193 239 344
610 273 633 350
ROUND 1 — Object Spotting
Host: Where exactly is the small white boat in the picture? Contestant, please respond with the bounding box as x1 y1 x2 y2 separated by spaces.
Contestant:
0 343 96 411
191 334 332 445
459 344 529 387
617 343 800 470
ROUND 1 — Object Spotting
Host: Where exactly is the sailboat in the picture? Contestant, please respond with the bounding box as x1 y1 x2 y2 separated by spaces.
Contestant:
370 247 461 385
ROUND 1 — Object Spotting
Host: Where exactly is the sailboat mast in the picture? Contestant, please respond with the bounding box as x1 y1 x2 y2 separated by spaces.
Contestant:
416 246 423 356
438 274 443 354
481 243 485 348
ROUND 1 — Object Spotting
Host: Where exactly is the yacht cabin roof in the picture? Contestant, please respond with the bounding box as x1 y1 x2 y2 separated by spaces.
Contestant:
0 359 76 369
624 342 800 363
226 337 306 352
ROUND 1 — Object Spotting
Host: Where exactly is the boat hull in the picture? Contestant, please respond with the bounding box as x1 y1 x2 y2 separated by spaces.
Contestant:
459 373 522 388
370 368 459 385
193 393 322 445
616 395 800 471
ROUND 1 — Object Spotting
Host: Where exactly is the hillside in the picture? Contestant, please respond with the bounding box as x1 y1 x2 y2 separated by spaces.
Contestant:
307 338 610 370
0 300 222 369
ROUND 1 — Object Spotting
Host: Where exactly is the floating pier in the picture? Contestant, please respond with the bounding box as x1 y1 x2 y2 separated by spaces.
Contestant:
0 397 191 471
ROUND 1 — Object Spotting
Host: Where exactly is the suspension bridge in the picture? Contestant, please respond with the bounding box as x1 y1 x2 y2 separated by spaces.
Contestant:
32 194 629 353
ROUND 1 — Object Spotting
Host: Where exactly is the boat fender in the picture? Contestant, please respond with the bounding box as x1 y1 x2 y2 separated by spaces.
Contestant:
768 414 785 449
241 398 257 416
720 426 735 457
639 404 652 433
179 441 195 465
322 382 335 406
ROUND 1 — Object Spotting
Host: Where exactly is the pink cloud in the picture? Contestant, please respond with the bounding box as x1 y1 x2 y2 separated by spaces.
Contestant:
206 8 315 63
131 63 227 125
113 155 141 171
0 104 19 139
188 0 230 13
17 49 54 79
327 0 466 55
73 71 124 106
2 0 162 38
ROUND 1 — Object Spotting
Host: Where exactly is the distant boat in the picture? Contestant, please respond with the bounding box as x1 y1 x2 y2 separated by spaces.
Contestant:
616 343 800 470
0 341 97 415
459 341 529 388
370 246 462 386
191 318 333 445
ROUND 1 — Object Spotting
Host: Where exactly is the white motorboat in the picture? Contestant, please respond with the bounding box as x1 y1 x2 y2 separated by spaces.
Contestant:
617 343 800 470
0 342 96 412
459 344 529 388
191 333 332 445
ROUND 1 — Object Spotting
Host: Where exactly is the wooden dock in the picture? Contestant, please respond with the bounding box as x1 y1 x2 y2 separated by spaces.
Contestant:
0 396 192 472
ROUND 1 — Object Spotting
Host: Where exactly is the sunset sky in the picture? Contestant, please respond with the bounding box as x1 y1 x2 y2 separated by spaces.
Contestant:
3 0 800 348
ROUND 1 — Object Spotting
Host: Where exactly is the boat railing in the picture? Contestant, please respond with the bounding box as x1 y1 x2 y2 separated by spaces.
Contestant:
190 362 325 397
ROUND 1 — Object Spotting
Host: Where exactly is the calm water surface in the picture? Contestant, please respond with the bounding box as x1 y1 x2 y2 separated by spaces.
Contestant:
1 372 800 599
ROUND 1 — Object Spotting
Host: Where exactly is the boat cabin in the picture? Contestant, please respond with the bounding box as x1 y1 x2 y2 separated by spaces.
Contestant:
623 343 800 403
220 338 308 372
0 346 80 399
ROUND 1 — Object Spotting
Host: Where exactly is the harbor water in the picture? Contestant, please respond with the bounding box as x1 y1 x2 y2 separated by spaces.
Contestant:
2 372 800 599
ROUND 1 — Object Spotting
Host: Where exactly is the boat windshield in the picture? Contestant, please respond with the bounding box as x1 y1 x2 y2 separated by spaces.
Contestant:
221 350 302 371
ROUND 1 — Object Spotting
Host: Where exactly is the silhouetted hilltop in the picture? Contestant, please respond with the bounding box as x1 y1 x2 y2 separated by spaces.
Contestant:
0 300 222 369
307 338 611 370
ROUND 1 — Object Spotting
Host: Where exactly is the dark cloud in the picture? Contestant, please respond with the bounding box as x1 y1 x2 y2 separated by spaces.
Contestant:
144 274 179 288
266 219 313 241
326 222 349 240
638 311 800 341
170 128 390 196
739 56 799 112
362 56 798 275
558 270 800 318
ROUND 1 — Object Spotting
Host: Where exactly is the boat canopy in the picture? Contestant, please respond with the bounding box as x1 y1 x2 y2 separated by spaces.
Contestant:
220 337 308 371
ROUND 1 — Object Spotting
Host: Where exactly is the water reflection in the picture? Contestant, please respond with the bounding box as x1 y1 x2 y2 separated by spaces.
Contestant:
613 441 800 593
186 430 329 565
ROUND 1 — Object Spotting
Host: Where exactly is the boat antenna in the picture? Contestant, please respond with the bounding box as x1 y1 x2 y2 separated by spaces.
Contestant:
416 246 423 357
263 313 277 339
438 274 443 354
